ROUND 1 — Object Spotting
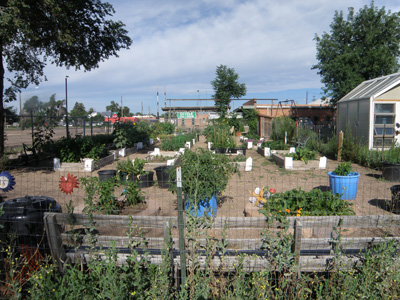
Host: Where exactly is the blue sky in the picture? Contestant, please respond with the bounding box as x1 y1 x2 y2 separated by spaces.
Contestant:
7 0 400 114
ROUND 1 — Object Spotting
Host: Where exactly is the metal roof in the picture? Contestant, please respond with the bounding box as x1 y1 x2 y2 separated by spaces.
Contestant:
339 72 400 102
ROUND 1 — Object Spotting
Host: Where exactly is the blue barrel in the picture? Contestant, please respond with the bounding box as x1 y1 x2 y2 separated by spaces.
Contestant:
185 194 217 217
328 171 360 200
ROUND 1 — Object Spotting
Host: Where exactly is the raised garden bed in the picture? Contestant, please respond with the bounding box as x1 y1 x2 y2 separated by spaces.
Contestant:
271 152 327 170
257 147 295 157
54 146 137 172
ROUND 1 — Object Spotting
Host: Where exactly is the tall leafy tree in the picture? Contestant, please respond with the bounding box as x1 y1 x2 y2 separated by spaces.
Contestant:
106 100 120 114
312 2 400 106
23 96 42 114
211 65 247 117
0 0 132 155
69 102 87 117
69 102 87 126
106 100 131 117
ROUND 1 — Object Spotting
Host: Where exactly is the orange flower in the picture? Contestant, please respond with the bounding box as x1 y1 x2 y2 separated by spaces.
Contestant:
285 209 290 213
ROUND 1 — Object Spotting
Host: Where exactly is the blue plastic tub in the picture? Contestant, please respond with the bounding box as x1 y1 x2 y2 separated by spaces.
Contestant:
185 194 217 217
328 171 360 200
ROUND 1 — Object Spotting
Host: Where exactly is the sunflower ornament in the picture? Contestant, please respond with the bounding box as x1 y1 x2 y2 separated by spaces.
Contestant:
248 186 276 208
59 173 79 194
0 171 16 192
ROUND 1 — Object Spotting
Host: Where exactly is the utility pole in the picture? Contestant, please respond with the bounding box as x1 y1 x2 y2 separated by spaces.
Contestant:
121 96 123 118
141 102 143 116
157 86 159 120
65 76 70 139
19 92 22 131
306 90 308 104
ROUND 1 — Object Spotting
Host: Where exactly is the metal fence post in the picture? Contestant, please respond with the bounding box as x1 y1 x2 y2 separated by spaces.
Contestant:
176 166 186 286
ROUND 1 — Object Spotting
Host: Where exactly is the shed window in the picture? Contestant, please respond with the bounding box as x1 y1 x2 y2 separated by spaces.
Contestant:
373 103 395 148
181 118 185 126
192 118 195 126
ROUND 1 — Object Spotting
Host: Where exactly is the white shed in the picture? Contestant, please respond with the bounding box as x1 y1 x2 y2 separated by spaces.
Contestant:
337 73 400 150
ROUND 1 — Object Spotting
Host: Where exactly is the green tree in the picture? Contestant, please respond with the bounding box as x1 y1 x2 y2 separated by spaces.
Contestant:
312 2 400 106
106 100 120 114
211 65 247 117
70 102 87 117
23 96 43 114
0 0 132 155
69 102 87 126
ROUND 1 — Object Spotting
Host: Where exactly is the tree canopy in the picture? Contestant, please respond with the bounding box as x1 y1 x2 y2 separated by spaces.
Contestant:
211 65 246 117
106 100 132 117
70 102 87 118
0 0 132 155
312 2 400 106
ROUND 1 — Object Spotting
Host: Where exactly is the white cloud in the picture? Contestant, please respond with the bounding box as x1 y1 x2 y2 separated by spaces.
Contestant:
8 0 400 113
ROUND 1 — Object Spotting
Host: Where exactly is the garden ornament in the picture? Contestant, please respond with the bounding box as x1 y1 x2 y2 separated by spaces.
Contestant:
248 186 276 208
0 171 15 192
59 173 79 194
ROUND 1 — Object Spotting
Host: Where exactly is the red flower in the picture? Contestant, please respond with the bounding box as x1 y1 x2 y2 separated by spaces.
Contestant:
269 188 276 194
59 173 79 194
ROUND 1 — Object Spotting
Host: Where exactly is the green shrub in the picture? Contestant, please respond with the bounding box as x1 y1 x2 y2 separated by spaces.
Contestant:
150 122 176 137
286 148 317 164
160 133 196 151
271 116 295 142
51 135 109 162
261 140 289 150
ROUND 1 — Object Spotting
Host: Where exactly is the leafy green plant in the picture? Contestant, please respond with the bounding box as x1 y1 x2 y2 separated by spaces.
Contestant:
259 187 354 217
286 148 317 164
150 122 176 137
261 140 289 150
204 122 233 148
122 180 145 206
334 162 353 176
52 135 108 162
33 122 55 154
116 158 134 179
132 158 147 176
160 133 196 151
169 148 237 205
113 123 129 149
80 176 120 215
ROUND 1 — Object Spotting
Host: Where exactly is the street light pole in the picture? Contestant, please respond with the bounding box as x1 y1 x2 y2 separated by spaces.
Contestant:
65 76 69 138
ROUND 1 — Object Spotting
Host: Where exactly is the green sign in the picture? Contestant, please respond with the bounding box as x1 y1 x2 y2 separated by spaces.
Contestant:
178 112 196 119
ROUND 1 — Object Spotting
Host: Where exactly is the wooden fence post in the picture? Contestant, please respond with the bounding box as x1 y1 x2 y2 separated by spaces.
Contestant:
44 212 66 271
337 130 343 161
292 219 302 263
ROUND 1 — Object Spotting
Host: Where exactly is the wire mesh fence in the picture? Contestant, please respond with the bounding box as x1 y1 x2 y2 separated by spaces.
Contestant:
0 134 399 297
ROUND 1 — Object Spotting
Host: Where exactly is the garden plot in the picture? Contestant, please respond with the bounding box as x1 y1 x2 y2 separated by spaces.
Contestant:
271 152 327 170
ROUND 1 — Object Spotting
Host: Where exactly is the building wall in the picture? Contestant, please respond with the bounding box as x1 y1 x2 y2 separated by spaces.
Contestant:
255 105 334 124
176 112 210 130
337 99 370 145
376 86 400 100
